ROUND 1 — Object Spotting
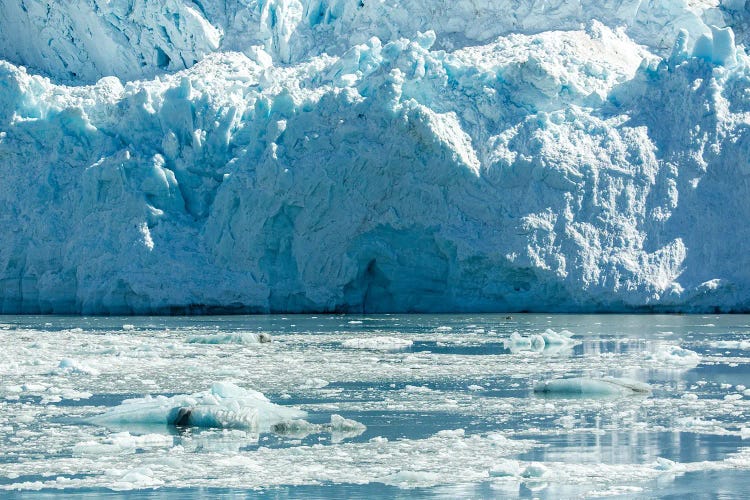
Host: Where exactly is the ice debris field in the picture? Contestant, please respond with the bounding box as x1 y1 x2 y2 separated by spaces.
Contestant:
3 314 750 497
3 1 750 313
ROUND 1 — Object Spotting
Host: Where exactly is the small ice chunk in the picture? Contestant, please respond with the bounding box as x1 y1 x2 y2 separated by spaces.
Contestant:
329 414 366 433
271 418 321 438
534 377 651 397
272 414 366 441
122 324 135 331
555 415 577 429
489 460 522 477
709 340 750 350
648 345 701 368
505 329 579 354
403 385 434 393
341 336 413 352
187 332 271 344
521 463 549 478
57 358 100 376
654 457 676 471
299 378 329 389
110 467 164 490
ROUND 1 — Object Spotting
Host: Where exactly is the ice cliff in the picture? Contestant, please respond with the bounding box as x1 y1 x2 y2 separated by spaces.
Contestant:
2 1 750 313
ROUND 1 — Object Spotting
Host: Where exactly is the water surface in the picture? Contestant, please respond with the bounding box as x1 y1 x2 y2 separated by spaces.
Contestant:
1 314 749 498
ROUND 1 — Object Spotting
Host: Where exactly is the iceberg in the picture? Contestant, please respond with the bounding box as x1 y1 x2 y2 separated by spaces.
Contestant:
534 377 652 397
1 2 750 313
87 382 306 430
504 329 579 354
186 332 272 344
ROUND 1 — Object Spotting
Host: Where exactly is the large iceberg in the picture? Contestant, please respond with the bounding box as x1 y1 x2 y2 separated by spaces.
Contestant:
2 1 750 313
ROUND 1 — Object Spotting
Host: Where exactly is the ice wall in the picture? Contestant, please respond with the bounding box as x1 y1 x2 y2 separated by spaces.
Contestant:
0 0 728 83
1 2 750 313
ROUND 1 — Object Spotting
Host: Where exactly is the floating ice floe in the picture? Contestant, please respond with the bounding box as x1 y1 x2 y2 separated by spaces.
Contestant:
534 377 652 397
55 358 100 376
87 382 305 431
708 340 750 350
298 377 329 389
187 332 272 344
341 336 413 352
647 345 701 368
73 432 174 456
272 414 367 441
504 329 580 354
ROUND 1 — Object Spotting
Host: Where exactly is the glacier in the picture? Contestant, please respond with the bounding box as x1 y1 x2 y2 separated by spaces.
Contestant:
2 1 750 313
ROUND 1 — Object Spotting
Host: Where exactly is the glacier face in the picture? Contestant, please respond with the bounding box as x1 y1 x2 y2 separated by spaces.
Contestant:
1 1 750 313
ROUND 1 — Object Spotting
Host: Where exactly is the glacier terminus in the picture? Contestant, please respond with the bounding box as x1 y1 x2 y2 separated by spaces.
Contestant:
2 1 750 313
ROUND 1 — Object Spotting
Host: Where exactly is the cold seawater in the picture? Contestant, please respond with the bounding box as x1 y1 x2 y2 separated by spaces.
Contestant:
2 314 750 498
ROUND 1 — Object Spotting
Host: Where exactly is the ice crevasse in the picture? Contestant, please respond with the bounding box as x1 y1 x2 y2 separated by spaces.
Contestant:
2 1 750 314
